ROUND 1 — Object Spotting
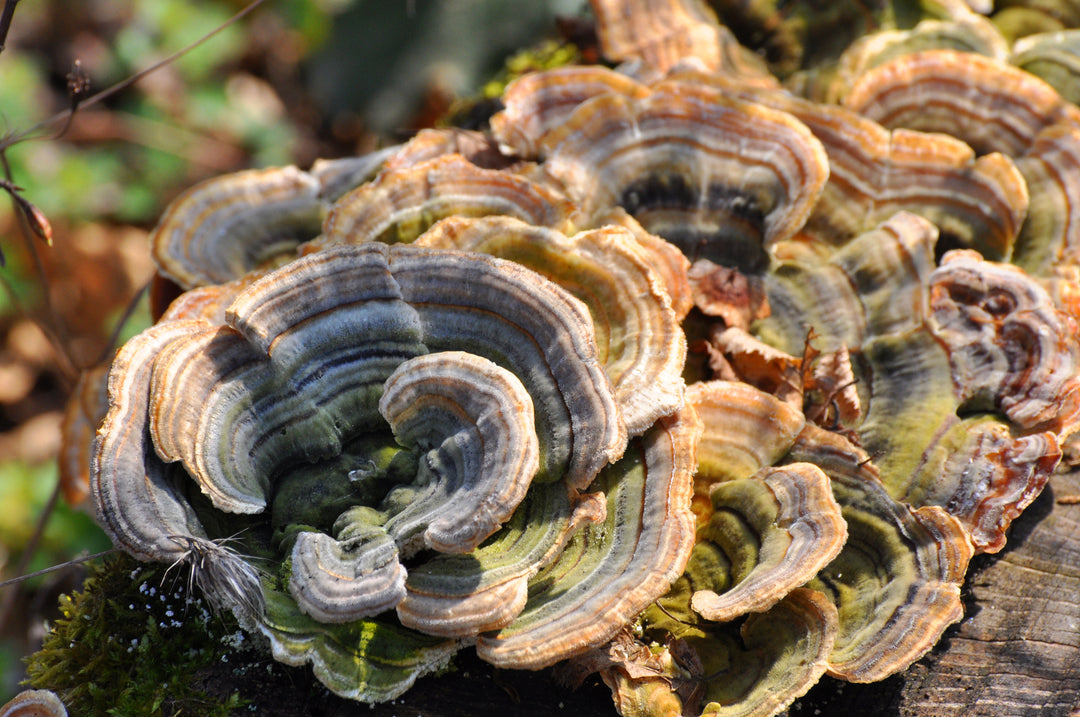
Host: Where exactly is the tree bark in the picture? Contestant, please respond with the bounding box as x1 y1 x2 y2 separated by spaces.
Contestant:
797 468 1080 717
209 470 1080 717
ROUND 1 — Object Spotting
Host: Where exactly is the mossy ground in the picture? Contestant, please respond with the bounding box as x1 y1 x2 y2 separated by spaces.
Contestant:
24 553 247 717
20 551 624 716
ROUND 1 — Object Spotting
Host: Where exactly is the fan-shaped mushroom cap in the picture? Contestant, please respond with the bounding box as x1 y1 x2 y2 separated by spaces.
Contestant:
288 351 541 625
492 66 650 160
381 129 508 172
758 211 937 355
59 363 110 508
254 589 458 704
788 425 973 682
92 319 215 565
639 587 839 717
1013 123 1080 274
689 463 847 622
144 244 624 515
1011 29 1080 105
830 15 1010 104
687 380 805 490
757 212 1071 552
668 68 1029 260
595 207 695 319
415 215 685 435
309 145 399 202
379 352 540 552
475 405 699 670
150 166 326 289
930 249 1080 435
94 241 638 642
588 0 774 82
844 49 1080 156
0 690 68 717
307 155 575 253
793 115 1026 260
540 81 829 271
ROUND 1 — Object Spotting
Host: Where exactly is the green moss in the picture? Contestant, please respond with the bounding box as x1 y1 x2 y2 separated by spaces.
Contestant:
442 39 582 129
24 554 246 717
479 39 582 100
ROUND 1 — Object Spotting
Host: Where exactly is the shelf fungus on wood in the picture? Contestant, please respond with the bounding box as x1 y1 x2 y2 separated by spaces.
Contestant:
754 211 1074 554
310 154 577 252
413 215 686 436
58 362 111 509
492 66 651 160
686 381 804 502
688 463 847 622
74 1 1080 714
149 166 328 289
476 405 699 669
662 68 1030 261
90 238 703 701
1011 29 1080 105
1012 122 1080 274
844 49 1080 157
629 586 839 717
535 81 830 271
787 425 973 682
588 0 776 83
832 45 1080 280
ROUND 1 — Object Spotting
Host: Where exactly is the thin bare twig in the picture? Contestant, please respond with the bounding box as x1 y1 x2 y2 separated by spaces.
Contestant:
0 0 269 152
0 0 21 55
0 0 270 638
0 549 117 591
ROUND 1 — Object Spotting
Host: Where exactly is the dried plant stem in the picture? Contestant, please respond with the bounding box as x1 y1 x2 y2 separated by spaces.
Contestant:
0 0 269 152
0 0 20 55
0 0 269 642
0 549 116 591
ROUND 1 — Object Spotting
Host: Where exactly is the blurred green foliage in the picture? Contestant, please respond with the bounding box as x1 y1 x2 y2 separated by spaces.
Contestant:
0 460 110 577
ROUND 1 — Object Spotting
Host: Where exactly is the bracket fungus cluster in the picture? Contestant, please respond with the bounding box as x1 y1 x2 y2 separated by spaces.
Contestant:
66 0 1080 715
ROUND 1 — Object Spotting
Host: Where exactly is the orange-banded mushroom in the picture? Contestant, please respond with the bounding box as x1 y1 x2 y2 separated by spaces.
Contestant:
788 425 973 682
1011 29 1080 105
380 128 508 172
758 211 937 355
414 215 686 435
475 405 699 670
539 81 829 271
687 381 804 503
666 68 1029 260
929 249 1080 435
492 66 650 159
637 587 839 717
588 0 775 82
92 239 685 699
150 166 327 289
844 49 1080 156
1013 123 1080 274
142 244 625 514
689 463 847 623
757 213 1071 553
0 690 68 717
58 363 110 509
829 14 1010 104
288 351 541 626
308 154 576 253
